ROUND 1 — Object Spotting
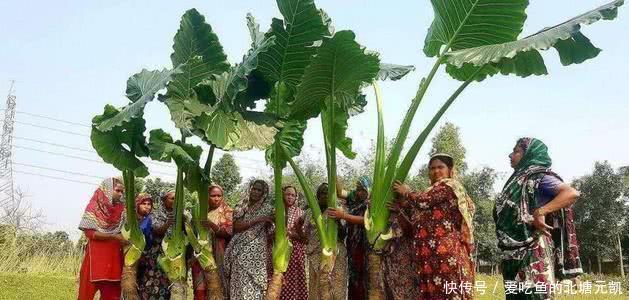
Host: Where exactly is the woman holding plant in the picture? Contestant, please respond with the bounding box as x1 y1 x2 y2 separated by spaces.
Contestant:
78 177 127 300
330 176 371 299
305 183 348 300
191 184 233 300
393 153 475 299
223 179 274 299
137 191 175 300
279 185 308 300
495 138 581 299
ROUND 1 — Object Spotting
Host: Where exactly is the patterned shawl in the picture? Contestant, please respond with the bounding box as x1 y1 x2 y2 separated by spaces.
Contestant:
494 138 582 278
78 178 125 234
431 177 475 247
151 190 175 237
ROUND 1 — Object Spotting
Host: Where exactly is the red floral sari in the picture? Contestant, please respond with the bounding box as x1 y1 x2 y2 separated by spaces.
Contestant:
405 180 475 300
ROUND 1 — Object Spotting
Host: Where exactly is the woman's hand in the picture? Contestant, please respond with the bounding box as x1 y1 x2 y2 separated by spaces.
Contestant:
325 208 346 220
532 208 553 237
387 202 401 213
115 233 130 247
392 180 410 199
258 216 274 225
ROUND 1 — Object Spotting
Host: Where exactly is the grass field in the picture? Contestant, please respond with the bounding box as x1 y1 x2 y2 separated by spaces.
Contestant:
0 272 626 299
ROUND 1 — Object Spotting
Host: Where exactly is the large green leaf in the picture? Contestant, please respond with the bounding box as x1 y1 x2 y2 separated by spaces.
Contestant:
97 68 176 132
423 0 528 57
91 105 149 177
147 129 202 172
258 0 329 116
290 30 380 120
164 9 229 129
377 63 415 81
193 109 278 151
445 0 624 78
322 105 355 159
198 32 275 108
265 120 306 168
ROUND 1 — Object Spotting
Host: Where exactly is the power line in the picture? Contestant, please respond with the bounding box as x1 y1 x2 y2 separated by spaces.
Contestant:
13 136 94 153
0 108 91 128
15 120 90 137
13 145 175 177
13 162 104 180
14 170 99 186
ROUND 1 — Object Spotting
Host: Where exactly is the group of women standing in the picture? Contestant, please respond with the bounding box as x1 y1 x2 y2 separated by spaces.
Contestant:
77 137 582 300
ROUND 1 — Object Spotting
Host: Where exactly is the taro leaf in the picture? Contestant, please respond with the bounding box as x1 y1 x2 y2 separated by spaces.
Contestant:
377 63 415 81
423 0 528 80
91 105 149 177
322 104 355 159
444 0 624 80
423 0 528 57
199 33 275 109
194 110 277 151
97 68 176 132
163 9 229 129
148 129 202 172
258 0 329 115
290 30 380 120
265 120 307 168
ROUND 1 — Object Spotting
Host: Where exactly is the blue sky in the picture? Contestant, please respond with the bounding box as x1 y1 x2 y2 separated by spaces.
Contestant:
1 0 627 239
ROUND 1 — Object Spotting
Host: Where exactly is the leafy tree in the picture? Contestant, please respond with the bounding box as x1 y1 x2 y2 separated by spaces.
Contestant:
211 154 242 197
573 161 625 273
429 122 467 172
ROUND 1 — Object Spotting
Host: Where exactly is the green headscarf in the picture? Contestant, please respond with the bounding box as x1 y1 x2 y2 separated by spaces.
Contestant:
514 138 552 172
495 138 553 256
357 175 372 196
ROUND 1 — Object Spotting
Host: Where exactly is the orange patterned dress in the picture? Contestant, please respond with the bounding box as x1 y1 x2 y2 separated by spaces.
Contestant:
405 180 475 300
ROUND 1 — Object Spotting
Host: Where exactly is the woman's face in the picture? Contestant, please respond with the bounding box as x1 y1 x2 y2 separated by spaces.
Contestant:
163 192 175 210
112 182 125 202
208 187 223 209
249 182 265 203
317 190 328 206
509 143 525 169
137 200 152 216
429 159 451 183
355 186 368 202
283 187 297 207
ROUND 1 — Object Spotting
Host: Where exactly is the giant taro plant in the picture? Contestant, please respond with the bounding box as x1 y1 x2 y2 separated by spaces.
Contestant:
91 68 176 300
157 8 279 300
366 0 624 297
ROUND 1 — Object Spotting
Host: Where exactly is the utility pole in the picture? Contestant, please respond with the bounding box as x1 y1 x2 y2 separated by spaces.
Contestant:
0 81 17 207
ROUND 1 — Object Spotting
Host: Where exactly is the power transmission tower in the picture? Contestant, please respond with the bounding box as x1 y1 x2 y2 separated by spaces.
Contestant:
0 81 17 206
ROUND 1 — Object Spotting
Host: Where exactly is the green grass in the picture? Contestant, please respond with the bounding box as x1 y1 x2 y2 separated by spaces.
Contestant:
0 273 77 300
0 272 626 299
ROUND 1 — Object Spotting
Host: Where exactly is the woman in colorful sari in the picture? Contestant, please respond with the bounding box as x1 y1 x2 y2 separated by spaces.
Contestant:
136 193 153 249
393 153 476 299
279 185 308 300
304 183 348 300
137 190 175 300
330 176 371 299
223 179 274 299
78 177 127 300
495 138 581 299
384 193 419 300
192 184 234 300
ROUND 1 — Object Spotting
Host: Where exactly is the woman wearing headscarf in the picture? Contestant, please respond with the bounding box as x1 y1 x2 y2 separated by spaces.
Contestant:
304 183 348 300
279 185 308 300
78 178 127 300
191 184 234 300
393 153 476 299
330 176 371 299
495 138 581 299
223 179 274 299
137 190 175 300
